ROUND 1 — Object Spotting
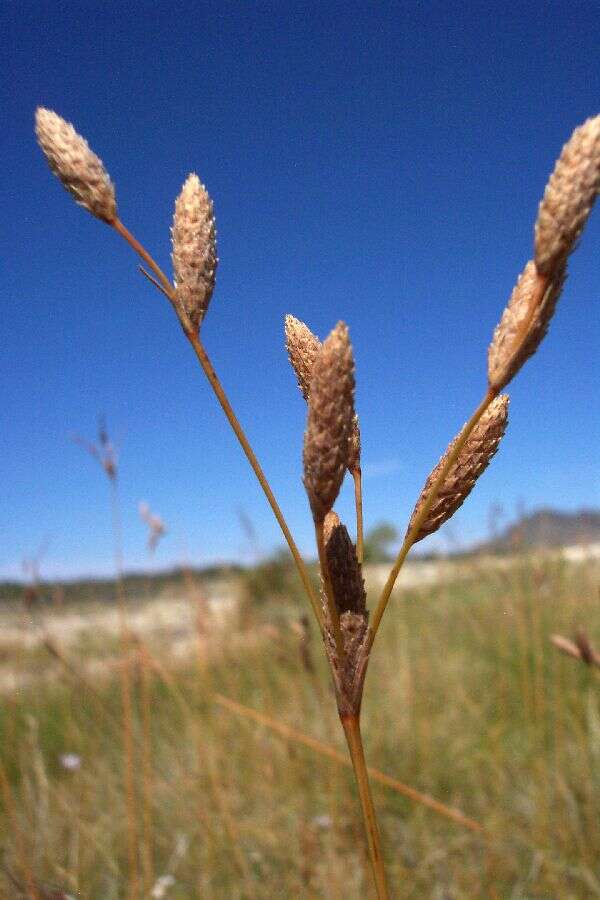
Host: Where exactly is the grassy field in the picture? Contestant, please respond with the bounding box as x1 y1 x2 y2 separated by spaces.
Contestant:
1 553 599 898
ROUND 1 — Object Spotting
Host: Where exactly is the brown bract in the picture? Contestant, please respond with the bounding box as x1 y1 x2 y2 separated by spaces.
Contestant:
35 108 117 223
303 323 356 520
171 173 217 332
535 114 600 277
408 395 509 543
285 315 322 400
323 511 366 615
488 260 566 392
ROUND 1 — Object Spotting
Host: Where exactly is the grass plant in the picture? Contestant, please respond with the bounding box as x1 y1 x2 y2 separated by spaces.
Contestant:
19 108 600 896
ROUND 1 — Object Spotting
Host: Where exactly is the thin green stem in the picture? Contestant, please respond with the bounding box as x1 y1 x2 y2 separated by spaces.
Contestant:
352 466 364 564
341 714 390 900
369 387 497 642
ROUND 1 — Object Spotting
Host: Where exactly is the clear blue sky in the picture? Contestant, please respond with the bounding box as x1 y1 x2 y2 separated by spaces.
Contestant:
2 1 599 580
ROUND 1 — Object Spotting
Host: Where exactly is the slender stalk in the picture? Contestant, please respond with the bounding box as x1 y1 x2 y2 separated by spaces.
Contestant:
111 219 322 627
341 715 390 899
110 480 140 900
188 333 323 626
315 518 345 664
352 466 364 564
369 387 496 641
139 647 155 895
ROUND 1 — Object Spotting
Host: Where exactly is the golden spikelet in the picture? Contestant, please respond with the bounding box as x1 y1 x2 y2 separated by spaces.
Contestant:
303 323 355 520
323 511 366 615
285 315 322 400
535 114 600 277
171 173 217 332
408 395 509 543
35 108 117 224
488 260 566 391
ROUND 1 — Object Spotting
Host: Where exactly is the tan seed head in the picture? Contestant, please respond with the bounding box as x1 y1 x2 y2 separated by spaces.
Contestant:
287 315 361 471
488 260 566 391
535 114 600 277
323 511 366 615
303 322 356 520
35 108 117 224
171 174 218 332
285 315 322 400
408 395 509 543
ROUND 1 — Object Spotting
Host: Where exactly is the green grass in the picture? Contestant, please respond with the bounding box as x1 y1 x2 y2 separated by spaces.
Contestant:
1 555 599 898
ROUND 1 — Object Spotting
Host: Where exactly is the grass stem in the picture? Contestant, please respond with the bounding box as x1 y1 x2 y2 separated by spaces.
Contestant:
341 714 390 899
369 387 497 642
352 467 364 564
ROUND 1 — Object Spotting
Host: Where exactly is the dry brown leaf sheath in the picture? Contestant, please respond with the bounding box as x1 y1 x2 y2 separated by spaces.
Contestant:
488 260 566 392
171 174 218 332
408 395 509 543
323 511 366 615
35 108 117 224
535 114 600 277
303 323 356 520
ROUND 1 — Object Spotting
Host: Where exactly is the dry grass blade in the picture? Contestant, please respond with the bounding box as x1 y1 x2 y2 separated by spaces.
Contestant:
213 694 485 835
35 108 117 224
171 174 218 332
303 322 356 520
535 114 600 277
408 395 509 543
285 314 322 400
488 260 566 392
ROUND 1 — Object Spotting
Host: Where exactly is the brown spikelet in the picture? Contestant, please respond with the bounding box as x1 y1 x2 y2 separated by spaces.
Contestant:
171 173 218 332
303 323 355 520
286 316 362 470
285 315 322 400
488 261 566 391
35 108 117 223
323 511 366 615
408 395 509 543
535 115 600 277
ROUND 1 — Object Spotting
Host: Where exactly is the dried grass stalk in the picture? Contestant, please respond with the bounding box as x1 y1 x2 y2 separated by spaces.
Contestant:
171 174 218 332
303 323 356 520
408 395 509 543
323 511 366 615
535 114 600 277
35 108 117 223
347 414 361 472
285 315 322 400
488 260 566 391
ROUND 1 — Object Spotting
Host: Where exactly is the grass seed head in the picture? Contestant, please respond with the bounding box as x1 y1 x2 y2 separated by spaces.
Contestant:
171 173 218 332
535 114 600 277
323 511 366 615
488 260 566 391
303 322 356 521
35 108 117 224
408 394 509 543
285 315 322 400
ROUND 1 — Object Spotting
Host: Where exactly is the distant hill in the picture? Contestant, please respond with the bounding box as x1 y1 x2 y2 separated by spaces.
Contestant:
481 508 600 553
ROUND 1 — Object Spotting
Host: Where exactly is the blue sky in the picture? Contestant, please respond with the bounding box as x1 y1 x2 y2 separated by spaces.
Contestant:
2 1 599 580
